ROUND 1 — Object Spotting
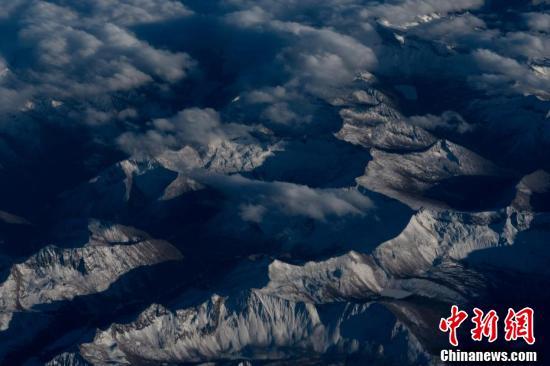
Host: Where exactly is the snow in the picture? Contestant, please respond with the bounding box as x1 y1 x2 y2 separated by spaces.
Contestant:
80 292 431 365
157 139 283 174
60 179 550 365
339 121 437 151
356 140 503 209
0 221 182 330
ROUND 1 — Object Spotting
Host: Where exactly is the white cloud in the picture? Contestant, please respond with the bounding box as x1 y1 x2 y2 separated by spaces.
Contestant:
472 49 550 100
203 174 374 221
261 102 299 124
226 6 377 96
0 0 26 19
225 6 269 28
408 111 474 134
242 86 312 125
0 0 195 118
409 13 492 42
245 86 289 104
495 31 550 60
525 12 550 32
71 0 193 26
117 108 264 157
19 2 195 95
239 204 267 223
360 0 484 29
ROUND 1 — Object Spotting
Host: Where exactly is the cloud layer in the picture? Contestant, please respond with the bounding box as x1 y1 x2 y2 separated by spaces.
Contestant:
1 0 549 207
0 0 194 116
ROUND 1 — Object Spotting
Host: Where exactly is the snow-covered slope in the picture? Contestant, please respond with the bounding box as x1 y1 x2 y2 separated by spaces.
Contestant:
157 137 283 174
59 136 282 219
356 140 504 209
46 352 91 366
0 220 182 331
335 95 439 152
338 121 438 151
2 2 549 365
80 291 431 365
69 182 550 365
261 252 387 303
264 201 548 304
334 88 438 152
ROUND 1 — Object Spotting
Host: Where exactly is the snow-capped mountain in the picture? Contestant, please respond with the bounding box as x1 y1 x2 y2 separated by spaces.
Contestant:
0 220 182 363
59 177 550 364
1 1 549 365
80 292 432 365
356 140 505 209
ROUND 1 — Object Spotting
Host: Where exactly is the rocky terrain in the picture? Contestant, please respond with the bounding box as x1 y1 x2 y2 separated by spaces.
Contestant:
0 0 548 365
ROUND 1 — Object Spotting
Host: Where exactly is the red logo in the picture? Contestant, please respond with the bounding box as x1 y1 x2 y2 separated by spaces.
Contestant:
471 308 499 343
439 305 469 347
439 306 535 346
504 307 535 345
